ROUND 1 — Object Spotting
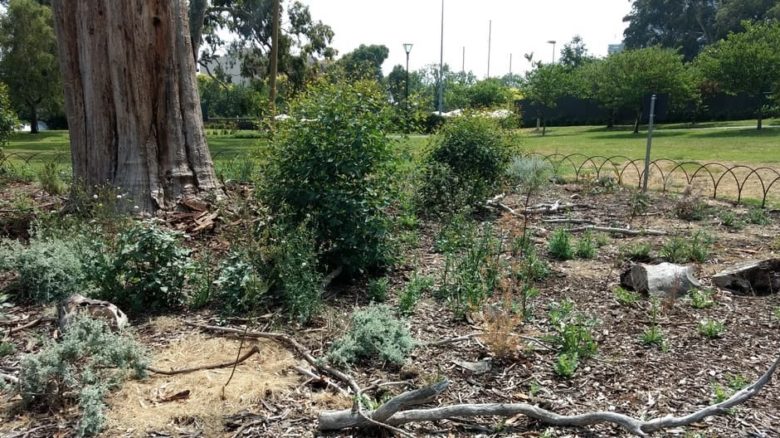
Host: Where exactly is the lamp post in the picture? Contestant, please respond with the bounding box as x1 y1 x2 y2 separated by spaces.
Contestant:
403 43 413 105
547 40 557 64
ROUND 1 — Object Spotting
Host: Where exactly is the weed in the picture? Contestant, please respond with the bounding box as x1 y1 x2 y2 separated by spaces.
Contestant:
434 210 477 254
629 191 651 220
0 341 14 357
516 247 550 282
675 196 709 221
188 252 215 310
575 230 597 259
726 373 749 391
37 161 67 195
553 353 579 379
698 319 725 338
548 299 575 326
774 307 780 322
367 277 390 303
688 289 715 309
398 274 433 316
271 222 324 323
614 287 641 306
215 252 269 316
688 230 713 263
548 228 574 260
747 207 771 225
327 304 415 368
719 210 744 229
483 292 524 361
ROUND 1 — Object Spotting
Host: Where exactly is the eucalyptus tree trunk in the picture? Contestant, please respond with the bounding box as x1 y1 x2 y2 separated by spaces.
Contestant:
51 0 219 212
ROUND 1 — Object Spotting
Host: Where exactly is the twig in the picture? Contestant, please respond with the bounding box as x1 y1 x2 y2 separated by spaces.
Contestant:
542 218 595 225
318 352 780 437
569 226 667 236
6 317 50 334
293 365 349 397
185 322 362 395
146 345 260 376
322 266 343 289
423 332 482 347
223 324 250 399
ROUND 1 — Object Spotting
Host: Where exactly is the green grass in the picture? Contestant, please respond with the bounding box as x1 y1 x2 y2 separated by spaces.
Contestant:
519 120 780 164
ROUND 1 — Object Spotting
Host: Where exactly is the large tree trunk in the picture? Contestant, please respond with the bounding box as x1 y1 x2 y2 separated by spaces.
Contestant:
51 0 219 212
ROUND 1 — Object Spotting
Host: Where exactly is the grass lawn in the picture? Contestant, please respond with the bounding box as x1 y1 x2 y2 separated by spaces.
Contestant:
519 119 780 164
4 119 780 166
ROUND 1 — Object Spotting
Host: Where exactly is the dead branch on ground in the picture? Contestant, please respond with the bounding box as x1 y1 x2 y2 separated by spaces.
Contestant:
146 345 260 376
569 225 667 236
318 352 780 437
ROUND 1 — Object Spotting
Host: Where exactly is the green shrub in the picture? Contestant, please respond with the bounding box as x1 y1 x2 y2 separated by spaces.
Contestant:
0 236 87 303
269 222 324 323
661 237 689 263
517 247 550 281
624 242 652 262
263 80 393 275
216 156 259 185
367 277 390 303
88 222 192 314
215 252 269 316
688 230 713 263
18 317 147 437
574 231 597 259
688 289 715 309
436 225 502 318
37 161 67 196
719 210 743 229
419 115 512 214
505 156 553 195
547 300 597 362
614 287 641 306
433 209 478 254
398 274 433 316
327 304 415 368
629 191 650 220
553 352 579 379
0 341 14 357
675 197 709 221
548 228 574 260
747 207 770 225
698 319 725 338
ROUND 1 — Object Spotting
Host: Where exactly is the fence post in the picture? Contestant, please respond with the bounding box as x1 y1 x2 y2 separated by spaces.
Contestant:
642 94 657 193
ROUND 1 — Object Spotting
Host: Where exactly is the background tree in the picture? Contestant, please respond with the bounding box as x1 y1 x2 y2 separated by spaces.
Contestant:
0 82 19 146
199 0 335 93
582 47 697 132
623 0 717 60
467 78 512 109
559 35 594 69
715 0 780 38
696 21 780 129
332 44 389 82
521 64 570 135
51 0 219 212
0 0 62 133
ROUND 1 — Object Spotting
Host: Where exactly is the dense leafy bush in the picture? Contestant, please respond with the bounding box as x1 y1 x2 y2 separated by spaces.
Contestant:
548 228 574 260
215 251 269 316
269 222 324 323
88 221 192 314
327 304 415 368
0 82 18 147
263 79 393 275
19 317 147 436
418 115 513 215
0 236 87 303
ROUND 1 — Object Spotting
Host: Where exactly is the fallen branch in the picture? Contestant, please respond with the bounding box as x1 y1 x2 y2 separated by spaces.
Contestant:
185 322 361 396
542 218 595 225
0 372 18 384
6 317 51 334
146 345 260 376
569 226 667 236
318 352 780 437
293 365 350 397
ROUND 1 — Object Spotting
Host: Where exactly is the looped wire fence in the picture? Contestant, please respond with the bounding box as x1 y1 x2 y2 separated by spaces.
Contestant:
527 153 780 207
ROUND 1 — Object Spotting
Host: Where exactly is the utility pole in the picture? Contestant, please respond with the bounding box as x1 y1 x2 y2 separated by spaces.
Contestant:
487 20 492 78
437 0 444 115
462 46 465 73
509 53 512 76
269 0 281 123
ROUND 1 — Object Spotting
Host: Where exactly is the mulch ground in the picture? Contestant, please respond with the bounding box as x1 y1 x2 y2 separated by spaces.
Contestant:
1 182 779 437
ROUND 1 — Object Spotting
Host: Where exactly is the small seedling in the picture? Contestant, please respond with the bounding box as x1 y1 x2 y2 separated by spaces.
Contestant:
688 289 715 309
548 228 574 260
614 287 641 306
641 325 665 348
712 382 730 403
575 231 597 259
661 238 688 264
398 275 433 315
719 211 744 230
688 230 713 263
726 373 749 391
747 207 770 225
624 242 652 262
698 319 725 338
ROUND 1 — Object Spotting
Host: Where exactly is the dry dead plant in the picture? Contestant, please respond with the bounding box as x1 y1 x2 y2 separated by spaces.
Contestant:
481 279 523 361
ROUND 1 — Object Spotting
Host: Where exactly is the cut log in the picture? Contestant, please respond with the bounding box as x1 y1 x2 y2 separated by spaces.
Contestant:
711 259 780 295
57 294 128 332
620 263 700 298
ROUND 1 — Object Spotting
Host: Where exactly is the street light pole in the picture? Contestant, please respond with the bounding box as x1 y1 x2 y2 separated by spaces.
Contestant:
547 40 557 64
403 43 413 106
487 20 492 78
438 0 444 115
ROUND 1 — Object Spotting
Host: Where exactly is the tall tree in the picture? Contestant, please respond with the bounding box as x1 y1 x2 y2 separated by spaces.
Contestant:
696 21 780 129
583 47 697 133
198 0 335 92
623 0 717 60
521 64 571 135
333 44 389 82
0 0 61 134
51 0 219 212
559 35 593 69
715 0 780 38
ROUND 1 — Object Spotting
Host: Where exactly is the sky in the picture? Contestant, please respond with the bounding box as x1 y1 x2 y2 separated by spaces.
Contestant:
300 0 632 77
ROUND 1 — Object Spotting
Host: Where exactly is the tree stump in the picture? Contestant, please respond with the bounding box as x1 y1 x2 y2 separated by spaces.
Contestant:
712 259 780 295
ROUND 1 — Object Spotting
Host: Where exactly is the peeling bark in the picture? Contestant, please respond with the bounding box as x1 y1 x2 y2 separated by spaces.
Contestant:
51 0 219 212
